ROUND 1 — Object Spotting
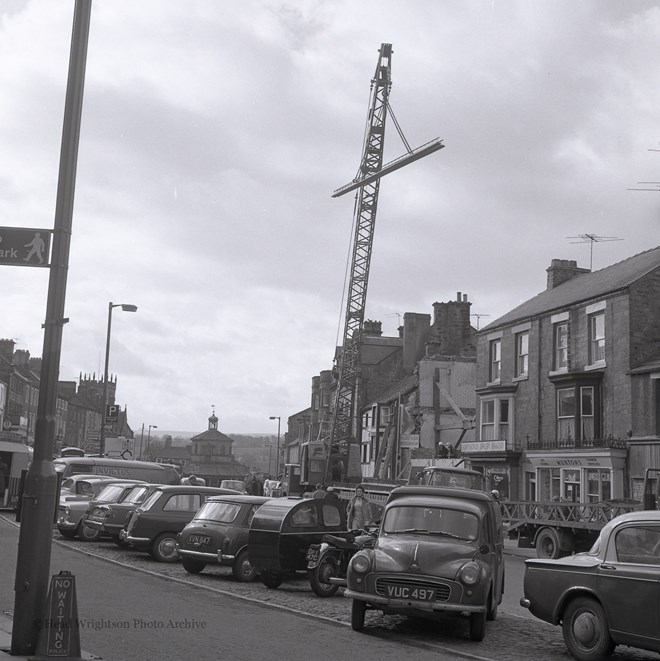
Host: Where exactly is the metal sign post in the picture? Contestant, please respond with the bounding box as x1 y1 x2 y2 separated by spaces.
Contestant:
11 1 92 655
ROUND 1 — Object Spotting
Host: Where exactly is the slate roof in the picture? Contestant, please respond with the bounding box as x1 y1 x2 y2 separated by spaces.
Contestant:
481 246 660 332
367 373 418 406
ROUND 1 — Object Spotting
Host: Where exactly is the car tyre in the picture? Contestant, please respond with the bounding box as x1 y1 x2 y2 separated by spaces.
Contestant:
486 588 498 621
78 523 101 542
309 556 340 597
182 558 206 574
260 571 284 589
536 527 561 559
351 599 366 632
469 611 487 641
232 550 257 582
59 530 76 540
562 596 615 661
151 533 179 563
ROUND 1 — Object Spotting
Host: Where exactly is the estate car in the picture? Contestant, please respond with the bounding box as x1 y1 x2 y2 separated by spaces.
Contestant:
120 485 240 562
344 486 504 642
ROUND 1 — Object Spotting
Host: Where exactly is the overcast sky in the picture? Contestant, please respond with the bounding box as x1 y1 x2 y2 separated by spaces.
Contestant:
1 0 659 435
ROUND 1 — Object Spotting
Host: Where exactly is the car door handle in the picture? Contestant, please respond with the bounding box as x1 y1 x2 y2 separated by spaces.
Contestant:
600 564 616 570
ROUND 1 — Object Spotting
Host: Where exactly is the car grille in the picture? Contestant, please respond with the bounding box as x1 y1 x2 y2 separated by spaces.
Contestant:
375 577 451 602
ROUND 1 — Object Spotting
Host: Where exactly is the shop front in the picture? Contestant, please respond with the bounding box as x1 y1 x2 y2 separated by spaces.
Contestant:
522 449 628 503
461 439 522 500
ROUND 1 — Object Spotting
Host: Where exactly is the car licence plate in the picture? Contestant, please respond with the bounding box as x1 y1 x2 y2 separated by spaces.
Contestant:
384 584 436 601
306 546 321 563
189 534 211 545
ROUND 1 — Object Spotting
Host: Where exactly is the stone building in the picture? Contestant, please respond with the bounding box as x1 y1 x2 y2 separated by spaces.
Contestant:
185 410 249 486
472 247 660 502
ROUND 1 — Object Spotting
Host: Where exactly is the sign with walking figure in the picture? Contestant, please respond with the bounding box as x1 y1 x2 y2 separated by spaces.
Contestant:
0 226 52 267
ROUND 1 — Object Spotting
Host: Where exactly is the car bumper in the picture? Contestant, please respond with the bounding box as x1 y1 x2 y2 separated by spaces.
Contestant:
120 530 150 546
56 519 78 531
177 548 220 563
83 519 104 531
344 588 486 614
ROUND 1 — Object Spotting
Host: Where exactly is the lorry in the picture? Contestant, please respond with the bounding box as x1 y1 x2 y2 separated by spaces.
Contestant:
501 468 660 559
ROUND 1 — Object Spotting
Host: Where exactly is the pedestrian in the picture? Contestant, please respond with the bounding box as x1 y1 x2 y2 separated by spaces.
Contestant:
312 482 326 499
325 485 340 502
244 473 255 495
346 484 374 530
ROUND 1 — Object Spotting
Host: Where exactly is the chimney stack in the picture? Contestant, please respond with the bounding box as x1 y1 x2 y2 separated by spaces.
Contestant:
546 259 590 289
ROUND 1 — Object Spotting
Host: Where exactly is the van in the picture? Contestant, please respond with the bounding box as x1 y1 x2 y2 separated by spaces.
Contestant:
52 457 180 485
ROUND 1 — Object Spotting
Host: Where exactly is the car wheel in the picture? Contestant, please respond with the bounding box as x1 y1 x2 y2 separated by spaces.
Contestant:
486 589 498 622
151 533 179 563
260 571 284 589
351 600 366 632
562 597 615 661
536 527 561 559
232 550 257 582
309 556 340 597
59 530 76 540
78 523 101 542
182 558 206 575
469 611 487 641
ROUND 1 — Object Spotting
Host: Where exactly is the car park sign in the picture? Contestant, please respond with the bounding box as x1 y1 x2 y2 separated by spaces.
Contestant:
0 226 52 267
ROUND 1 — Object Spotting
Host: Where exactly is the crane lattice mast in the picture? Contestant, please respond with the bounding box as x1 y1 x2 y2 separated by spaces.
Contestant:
326 43 444 482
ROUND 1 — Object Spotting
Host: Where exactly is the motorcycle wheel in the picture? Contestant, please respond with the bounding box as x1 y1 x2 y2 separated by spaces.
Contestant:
309 556 340 597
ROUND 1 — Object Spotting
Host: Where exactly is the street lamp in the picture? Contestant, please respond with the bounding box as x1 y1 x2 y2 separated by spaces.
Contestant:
99 301 137 457
269 416 281 478
146 424 157 462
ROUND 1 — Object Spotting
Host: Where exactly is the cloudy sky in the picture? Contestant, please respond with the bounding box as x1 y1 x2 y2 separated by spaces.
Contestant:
1 0 659 436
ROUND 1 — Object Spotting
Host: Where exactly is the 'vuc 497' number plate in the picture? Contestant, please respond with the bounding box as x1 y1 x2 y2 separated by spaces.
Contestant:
385 584 435 601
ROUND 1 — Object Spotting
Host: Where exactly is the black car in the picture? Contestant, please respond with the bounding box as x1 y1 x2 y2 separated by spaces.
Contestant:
120 485 239 562
177 495 271 580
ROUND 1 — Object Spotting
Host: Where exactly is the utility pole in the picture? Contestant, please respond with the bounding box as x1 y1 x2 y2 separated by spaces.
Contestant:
12 2 92 654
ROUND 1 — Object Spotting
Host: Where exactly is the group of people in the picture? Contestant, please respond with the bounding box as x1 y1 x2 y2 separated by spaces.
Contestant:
306 482 375 530
244 473 266 495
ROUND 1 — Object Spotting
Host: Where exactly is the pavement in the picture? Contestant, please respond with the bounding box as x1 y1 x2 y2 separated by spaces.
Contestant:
0 512 536 660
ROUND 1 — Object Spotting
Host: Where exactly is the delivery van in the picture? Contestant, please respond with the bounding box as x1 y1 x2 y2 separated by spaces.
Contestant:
52 457 181 485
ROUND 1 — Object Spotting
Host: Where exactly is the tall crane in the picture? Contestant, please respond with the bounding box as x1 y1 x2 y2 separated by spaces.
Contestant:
324 43 444 483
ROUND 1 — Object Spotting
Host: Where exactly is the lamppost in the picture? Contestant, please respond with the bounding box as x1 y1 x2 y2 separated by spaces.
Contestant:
264 442 273 476
269 415 281 477
139 423 145 460
146 424 157 461
99 301 137 456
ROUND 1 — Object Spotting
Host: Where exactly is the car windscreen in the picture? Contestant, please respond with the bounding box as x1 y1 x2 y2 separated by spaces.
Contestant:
193 501 241 523
382 505 479 541
95 485 127 502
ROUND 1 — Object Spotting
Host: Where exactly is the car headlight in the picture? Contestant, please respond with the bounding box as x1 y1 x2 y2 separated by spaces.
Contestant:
351 551 372 574
458 561 481 585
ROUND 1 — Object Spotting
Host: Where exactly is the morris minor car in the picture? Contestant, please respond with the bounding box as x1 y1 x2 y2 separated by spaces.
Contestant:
521 510 660 661
120 485 240 562
344 486 504 641
177 494 270 580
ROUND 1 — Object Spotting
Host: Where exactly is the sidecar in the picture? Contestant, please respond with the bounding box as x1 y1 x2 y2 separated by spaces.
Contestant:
248 496 348 589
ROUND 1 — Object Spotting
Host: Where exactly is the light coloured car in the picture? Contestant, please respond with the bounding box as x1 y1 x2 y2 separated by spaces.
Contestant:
57 479 146 541
521 509 660 661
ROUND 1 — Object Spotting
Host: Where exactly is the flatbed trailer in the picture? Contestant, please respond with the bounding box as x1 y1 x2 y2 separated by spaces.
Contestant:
501 499 641 558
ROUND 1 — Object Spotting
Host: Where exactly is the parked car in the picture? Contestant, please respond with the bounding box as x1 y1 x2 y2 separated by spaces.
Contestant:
413 466 488 491
82 483 161 543
59 474 117 501
219 480 247 494
344 486 505 641
120 485 240 562
177 494 270 580
521 510 660 661
57 479 146 541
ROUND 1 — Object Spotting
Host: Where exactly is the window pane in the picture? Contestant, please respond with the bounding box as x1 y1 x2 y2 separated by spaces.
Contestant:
516 332 529 376
558 389 576 417
555 323 568 369
590 313 605 363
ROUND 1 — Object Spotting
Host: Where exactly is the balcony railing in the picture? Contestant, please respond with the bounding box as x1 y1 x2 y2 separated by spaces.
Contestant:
527 436 628 451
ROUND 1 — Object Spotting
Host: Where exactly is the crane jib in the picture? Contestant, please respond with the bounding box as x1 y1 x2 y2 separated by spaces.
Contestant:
331 138 445 198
